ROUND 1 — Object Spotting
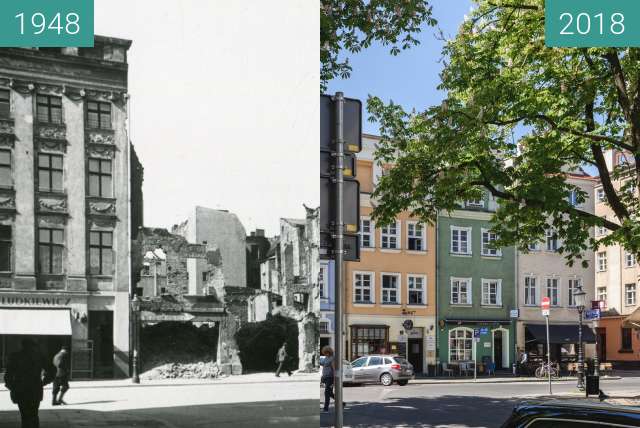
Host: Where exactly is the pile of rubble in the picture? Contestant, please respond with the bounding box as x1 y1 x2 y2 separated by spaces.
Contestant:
141 361 223 380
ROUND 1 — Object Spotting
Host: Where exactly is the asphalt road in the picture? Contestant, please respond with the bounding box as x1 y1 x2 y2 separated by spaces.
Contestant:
320 377 640 427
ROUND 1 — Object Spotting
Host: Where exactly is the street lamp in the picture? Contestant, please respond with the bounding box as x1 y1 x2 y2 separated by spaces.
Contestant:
573 285 587 391
131 295 141 384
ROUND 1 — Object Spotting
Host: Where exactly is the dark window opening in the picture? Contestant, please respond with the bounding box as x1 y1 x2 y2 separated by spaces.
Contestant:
90 231 113 275
36 95 62 124
38 153 63 192
0 89 9 118
38 228 64 274
0 225 11 272
87 101 111 129
0 150 11 188
621 328 633 351
88 158 112 197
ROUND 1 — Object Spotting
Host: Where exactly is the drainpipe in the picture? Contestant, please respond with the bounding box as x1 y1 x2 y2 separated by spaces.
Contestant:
434 214 440 376
513 246 518 375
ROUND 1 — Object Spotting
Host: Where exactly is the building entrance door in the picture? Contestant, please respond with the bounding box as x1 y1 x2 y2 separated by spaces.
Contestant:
89 311 113 378
493 330 504 370
408 338 423 374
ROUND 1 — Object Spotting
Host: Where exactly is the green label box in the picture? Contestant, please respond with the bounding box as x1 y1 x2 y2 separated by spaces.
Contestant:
0 0 93 47
546 0 640 47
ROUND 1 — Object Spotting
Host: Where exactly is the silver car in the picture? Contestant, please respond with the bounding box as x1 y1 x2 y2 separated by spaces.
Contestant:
350 355 414 386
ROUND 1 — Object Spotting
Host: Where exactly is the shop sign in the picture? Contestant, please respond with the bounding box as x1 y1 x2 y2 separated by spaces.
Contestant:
480 327 489 335
483 342 491 348
426 336 436 351
0 294 72 306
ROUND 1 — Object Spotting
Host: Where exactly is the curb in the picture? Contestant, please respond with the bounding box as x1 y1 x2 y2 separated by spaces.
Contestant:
408 376 622 385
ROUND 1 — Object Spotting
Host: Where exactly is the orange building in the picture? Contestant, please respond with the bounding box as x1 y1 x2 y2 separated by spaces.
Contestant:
343 135 437 375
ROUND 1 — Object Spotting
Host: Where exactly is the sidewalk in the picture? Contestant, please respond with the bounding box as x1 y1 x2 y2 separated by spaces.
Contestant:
0 370 319 392
409 374 623 385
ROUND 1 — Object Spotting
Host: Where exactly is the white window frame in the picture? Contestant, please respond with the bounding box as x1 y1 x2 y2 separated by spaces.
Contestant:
407 274 427 306
466 198 485 208
625 252 636 268
380 272 401 305
450 226 472 255
481 278 502 306
481 228 502 257
381 220 401 250
625 283 636 306
450 277 472 305
448 327 474 362
319 263 329 300
524 276 538 306
597 251 607 272
597 286 607 303
545 277 560 306
596 225 607 237
406 221 426 252
360 217 375 249
568 277 582 307
353 271 375 304
546 228 559 252
596 187 606 203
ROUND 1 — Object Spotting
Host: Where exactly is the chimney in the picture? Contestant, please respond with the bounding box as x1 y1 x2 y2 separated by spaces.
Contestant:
256 229 265 237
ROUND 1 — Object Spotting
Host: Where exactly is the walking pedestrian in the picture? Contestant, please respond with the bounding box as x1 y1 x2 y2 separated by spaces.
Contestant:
319 346 346 412
4 338 47 428
275 342 291 377
52 345 70 405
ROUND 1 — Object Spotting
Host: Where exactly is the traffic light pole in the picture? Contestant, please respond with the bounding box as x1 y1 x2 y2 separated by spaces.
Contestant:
333 92 345 428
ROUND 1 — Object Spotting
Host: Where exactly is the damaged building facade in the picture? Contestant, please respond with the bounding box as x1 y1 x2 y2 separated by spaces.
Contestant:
254 206 320 371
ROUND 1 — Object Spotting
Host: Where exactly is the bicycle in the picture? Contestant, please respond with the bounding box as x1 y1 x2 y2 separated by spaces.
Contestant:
535 361 559 379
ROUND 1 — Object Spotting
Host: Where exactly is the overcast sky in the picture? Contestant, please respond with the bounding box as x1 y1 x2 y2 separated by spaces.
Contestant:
94 1 318 236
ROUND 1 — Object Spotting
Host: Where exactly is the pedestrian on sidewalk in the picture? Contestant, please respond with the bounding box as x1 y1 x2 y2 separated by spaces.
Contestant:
4 338 48 428
275 342 292 377
52 345 70 405
319 346 346 412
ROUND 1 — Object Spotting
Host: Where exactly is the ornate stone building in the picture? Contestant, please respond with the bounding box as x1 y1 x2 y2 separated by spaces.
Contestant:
0 38 139 378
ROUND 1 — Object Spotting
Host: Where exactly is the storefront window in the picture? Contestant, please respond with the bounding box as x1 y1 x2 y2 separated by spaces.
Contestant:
449 328 472 361
351 326 388 359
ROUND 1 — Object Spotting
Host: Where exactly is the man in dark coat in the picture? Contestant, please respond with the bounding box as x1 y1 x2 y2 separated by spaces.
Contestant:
4 338 46 428
52 345 70 405
275 342 291 377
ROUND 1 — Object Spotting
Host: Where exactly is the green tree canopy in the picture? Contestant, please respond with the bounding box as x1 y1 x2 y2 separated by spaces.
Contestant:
320 0 437 91
368 0 640 263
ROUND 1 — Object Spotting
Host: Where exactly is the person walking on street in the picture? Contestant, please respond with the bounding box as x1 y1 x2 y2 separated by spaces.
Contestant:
275 342 291 377
319 346 346 412
52 345 70 405
4 338 47 428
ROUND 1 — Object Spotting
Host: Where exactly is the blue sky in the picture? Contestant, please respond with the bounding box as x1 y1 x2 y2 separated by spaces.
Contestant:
326 0 473 135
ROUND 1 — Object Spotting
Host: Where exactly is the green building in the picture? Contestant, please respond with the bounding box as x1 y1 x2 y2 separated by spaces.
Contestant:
436 194 516 373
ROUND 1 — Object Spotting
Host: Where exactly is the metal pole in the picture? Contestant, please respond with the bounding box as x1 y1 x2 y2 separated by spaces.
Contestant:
473 339 477 382
578 309 584 390
333 92 345 428
132 301 140 384
593 319 600 377
545 314 552 395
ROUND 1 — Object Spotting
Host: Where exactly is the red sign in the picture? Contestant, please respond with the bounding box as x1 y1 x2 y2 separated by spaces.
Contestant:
541 297 550 310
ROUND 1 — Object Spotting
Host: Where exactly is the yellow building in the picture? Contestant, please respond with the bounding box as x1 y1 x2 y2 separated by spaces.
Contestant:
344 134 437 375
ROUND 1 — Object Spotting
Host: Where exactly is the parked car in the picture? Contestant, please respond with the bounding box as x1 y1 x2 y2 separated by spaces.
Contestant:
501 400 640 427
350 355 414 386
319 360 354 384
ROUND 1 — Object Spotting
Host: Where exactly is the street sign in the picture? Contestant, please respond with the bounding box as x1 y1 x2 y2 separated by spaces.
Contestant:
480 327 489 335
541 296 550 316
541 296 550 310
320 151 356 178
510 309 519 319
320 232 359 262
473 328 480 338
585 309 601 321
320 94 362 154
320 177 360 233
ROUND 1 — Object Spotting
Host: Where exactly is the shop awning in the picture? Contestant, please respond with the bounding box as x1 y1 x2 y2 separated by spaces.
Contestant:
0 309 71 335
526 324 596 344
